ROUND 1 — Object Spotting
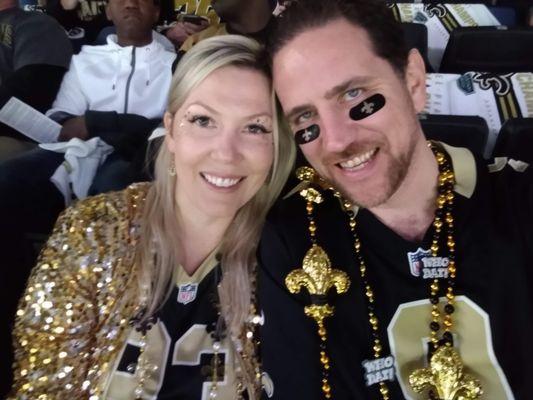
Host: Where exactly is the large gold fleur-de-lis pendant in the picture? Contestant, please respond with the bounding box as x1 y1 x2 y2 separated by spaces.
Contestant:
409 346 483 399
285 244 351 323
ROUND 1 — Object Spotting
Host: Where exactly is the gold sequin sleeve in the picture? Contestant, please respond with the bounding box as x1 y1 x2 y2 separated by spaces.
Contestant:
8 184 149 400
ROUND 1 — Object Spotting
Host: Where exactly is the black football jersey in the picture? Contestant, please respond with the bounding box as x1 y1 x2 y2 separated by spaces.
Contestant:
258 145 533 399
105 253 241 399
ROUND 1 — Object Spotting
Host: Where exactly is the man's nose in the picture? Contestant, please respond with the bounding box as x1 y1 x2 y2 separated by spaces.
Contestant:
319 109 357 155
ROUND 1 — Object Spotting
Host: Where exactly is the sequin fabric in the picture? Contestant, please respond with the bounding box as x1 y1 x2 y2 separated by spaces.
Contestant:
8 183 150 400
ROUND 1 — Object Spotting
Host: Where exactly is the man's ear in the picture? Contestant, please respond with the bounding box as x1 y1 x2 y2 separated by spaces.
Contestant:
404 48 427 113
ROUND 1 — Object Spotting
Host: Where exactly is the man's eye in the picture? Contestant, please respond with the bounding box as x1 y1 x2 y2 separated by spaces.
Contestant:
189 115 212 127
295 111 313 125
343 88 362 102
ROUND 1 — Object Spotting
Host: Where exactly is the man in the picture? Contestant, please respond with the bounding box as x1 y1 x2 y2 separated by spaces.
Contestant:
0 0 174 395
258 0 532 399
0 0 72 161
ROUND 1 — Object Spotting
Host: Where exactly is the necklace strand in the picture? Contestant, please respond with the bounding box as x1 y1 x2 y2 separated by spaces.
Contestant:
290 141 463 400
340 142 456 399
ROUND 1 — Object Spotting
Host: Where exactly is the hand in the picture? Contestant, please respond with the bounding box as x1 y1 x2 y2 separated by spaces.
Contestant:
58 116 89 142
60 0 79 10
165 20 210 46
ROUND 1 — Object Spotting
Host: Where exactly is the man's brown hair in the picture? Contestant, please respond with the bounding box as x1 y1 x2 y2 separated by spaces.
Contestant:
267 0 409 75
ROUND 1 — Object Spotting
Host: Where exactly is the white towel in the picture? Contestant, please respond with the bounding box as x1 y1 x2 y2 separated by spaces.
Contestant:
40 137 114 205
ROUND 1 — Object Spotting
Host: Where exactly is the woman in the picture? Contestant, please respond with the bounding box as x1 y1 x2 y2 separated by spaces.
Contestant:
9 35 295 400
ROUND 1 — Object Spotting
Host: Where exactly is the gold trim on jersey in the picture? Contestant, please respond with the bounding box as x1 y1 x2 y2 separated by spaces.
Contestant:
441 143 476 199
176 247 219 286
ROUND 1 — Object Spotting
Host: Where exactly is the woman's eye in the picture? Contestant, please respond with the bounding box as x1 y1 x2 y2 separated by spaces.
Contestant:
343 88 362 102
246 124 271 134
189 115 212 127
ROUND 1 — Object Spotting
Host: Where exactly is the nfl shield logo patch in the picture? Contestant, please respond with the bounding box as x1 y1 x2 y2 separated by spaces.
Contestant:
407 248 431 277
177 283 198 305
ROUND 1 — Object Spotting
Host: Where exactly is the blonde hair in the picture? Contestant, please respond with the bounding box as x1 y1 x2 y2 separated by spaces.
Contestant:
136 35 295 394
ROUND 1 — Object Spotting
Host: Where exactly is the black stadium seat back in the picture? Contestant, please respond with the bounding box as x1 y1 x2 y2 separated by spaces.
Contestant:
400 22 432 72
492 118 533 162
420 114 489 156
440 26 533 74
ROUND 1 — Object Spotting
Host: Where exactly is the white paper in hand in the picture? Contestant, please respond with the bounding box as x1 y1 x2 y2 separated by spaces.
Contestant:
0 97 61 143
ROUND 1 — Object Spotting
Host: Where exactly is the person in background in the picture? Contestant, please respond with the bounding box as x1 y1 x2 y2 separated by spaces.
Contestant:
158 0 212 47
161 0 276 49
44 0 111 50
0 0 175 395
8 34 295 400
0 0 72 161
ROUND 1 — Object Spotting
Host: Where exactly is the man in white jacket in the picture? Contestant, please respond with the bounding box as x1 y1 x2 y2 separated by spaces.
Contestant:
50 0 175 144
0 0 176 394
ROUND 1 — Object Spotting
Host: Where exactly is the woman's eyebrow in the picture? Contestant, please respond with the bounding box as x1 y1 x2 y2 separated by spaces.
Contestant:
186 101 220 115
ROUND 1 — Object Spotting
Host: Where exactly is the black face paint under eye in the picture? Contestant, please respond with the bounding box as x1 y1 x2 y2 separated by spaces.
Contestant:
349 94 386 121
295 124 320 144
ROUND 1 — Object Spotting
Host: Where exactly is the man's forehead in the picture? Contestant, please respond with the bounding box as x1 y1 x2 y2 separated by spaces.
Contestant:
272 20 377 110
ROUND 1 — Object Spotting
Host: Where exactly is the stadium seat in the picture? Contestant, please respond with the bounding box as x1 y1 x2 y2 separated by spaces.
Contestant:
420 114 489 156
493 0 532 26
401 22 432 72
492 118 533 162
488 6 518 26
439 26 533 74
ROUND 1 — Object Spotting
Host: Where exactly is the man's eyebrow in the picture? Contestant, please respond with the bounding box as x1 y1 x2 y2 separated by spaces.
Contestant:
324 76 374 100
285 76 374 121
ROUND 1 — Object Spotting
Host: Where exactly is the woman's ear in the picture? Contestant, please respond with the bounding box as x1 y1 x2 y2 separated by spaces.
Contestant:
404 48 427 113
164 112 175 152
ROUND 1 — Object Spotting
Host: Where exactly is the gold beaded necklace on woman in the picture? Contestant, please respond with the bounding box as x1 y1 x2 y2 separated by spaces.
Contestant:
285 142 482 400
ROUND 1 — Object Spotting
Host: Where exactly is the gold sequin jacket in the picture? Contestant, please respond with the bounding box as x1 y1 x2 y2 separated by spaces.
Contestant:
9 183 149 400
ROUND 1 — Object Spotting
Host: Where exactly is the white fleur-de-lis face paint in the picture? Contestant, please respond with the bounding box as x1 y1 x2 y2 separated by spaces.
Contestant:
349 94 386 121
295 124 320 144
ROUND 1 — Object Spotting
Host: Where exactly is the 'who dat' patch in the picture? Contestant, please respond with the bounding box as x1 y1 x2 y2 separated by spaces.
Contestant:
407 248 449 279
362 355 395 387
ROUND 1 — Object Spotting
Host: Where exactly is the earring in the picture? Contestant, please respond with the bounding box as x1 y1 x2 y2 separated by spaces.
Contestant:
168 161 176 176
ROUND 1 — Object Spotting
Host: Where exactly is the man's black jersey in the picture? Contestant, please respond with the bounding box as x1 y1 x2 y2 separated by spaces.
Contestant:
105 253 240 399
258 145 533 399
